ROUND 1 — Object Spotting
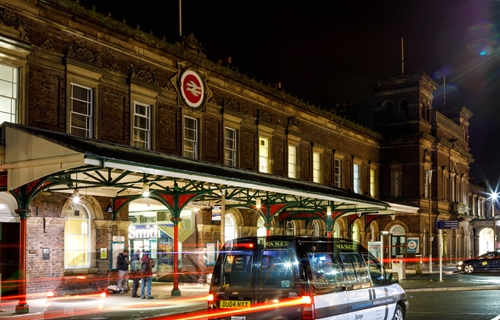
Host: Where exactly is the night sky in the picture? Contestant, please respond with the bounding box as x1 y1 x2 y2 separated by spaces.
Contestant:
79 0 500 190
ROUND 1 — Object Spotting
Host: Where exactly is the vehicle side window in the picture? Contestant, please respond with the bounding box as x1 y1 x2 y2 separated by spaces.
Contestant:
260 250 295 288
339 252 371 286
362 252 386 285
306 251 343 294
222 252 252 288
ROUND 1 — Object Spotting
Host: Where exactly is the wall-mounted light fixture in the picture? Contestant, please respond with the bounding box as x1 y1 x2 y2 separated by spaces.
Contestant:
326 206 332 216
143 182 150 197
105 205 113 213
391 214 396 221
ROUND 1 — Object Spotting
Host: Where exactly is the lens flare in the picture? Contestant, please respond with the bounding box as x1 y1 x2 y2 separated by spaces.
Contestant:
464 21 499 56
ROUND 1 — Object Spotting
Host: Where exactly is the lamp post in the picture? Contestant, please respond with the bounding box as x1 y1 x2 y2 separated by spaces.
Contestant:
491 192 498 249
426 169 433 273
380 230 390 268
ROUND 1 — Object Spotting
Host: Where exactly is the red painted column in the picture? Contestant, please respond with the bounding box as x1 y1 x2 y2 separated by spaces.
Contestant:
171 218 181 296
15 209 30 314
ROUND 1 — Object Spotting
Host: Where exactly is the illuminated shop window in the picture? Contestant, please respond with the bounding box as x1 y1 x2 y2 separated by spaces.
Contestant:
65 204 90 268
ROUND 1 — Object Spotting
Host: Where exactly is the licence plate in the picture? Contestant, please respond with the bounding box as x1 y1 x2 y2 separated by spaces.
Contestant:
231 317 246 320
220 300 251 308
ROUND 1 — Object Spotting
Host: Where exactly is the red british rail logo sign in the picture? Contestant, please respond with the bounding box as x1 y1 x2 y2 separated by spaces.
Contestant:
180 69 205 108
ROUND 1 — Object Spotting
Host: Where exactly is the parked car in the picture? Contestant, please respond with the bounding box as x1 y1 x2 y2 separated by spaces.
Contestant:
457 250 500 273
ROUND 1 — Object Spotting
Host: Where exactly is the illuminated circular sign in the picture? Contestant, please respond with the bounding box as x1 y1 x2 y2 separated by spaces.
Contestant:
407 240 417 250
180 69 205 108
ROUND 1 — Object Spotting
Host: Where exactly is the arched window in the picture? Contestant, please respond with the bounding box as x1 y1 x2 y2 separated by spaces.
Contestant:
65 204 91 268
311 220 320 236
225 213 236 242
352 223 359 242
369 224 376 241
390 225 406 258
479 228 494 254
286 221 296 236
333 221 341 238
421 101 427 120
257 216 266 237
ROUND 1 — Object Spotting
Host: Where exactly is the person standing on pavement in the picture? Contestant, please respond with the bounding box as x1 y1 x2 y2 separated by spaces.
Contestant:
140 251 155 299
130 249 141 297
116 248 130 293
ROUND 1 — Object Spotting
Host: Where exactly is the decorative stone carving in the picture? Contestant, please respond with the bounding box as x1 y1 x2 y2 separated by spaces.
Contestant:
0 8 29 41
40 40 55 52
259 111 273 123
181 33 205 57
129 64 159 85
109 63 120 73
223 98 241 112
67 45 102 66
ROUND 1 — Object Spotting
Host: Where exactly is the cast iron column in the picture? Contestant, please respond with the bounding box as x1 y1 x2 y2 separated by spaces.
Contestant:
15 209 30 314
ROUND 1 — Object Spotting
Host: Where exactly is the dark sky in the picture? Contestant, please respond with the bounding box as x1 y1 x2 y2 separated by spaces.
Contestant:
79 0 500 190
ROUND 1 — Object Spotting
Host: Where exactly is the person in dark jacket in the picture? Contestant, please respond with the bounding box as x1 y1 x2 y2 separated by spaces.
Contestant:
130 249 141 297
140 251 155 299
116 248 129 293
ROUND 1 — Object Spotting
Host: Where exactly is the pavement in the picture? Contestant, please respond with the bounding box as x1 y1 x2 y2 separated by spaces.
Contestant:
1 265 500 319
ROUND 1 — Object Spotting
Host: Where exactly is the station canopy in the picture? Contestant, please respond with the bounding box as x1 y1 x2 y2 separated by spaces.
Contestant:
0 123 392 218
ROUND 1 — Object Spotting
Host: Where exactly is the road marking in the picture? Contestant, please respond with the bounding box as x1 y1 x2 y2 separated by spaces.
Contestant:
490 316 500 320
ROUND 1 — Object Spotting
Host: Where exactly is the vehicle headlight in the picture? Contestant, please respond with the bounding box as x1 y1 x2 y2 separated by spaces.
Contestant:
457 261 463 266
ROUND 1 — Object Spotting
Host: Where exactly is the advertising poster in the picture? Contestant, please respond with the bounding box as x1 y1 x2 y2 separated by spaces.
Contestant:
368 241 382 262
407 237 419 254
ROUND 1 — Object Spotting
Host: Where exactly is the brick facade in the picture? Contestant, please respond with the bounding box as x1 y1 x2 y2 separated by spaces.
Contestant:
0 0 485 298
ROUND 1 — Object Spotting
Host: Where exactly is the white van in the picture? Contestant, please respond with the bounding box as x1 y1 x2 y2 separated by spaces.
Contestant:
208 236 408 320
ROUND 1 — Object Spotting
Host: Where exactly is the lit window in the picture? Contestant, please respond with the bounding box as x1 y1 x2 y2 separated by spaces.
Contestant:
0 64 19 124
133 101 151 149
257 216 266 237
184 116 198 159
225 213 236 242
65 204 90 268
288 145 297 178
224 127 237 166
353 164 360 193
370 168 376 197
259 137 270 173
334 158 342 188
70 84 93 138
313 152 321 183
286 220 296 235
